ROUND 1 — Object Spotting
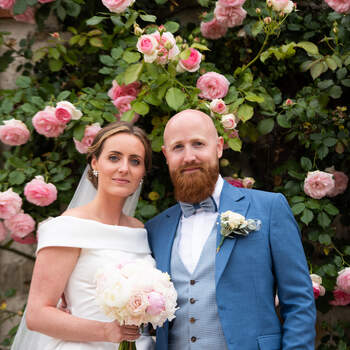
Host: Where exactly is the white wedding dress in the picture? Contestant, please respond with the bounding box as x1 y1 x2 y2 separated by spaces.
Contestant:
11 215 155 350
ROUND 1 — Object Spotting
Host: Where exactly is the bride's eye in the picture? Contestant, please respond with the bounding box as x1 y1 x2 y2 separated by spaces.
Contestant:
130 158 140 166
109 155 119 161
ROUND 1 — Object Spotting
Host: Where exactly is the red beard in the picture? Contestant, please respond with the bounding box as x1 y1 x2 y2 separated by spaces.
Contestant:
170 162 219 203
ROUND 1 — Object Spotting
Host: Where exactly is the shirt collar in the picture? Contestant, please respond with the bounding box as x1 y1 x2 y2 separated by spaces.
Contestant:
212 174 224 209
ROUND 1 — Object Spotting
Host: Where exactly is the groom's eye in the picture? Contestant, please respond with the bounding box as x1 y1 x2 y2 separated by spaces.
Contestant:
173 144 183 151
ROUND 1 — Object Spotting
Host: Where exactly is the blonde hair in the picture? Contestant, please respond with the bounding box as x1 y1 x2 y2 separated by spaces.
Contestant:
86 121 152 188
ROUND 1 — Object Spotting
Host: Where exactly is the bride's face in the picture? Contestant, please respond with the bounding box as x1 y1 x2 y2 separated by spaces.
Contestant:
91 133 146 198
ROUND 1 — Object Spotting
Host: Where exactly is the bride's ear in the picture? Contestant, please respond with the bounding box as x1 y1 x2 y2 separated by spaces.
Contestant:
91 156 97 171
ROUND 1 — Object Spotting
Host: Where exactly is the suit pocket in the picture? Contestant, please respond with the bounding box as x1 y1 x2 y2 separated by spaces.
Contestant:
257 333 281 350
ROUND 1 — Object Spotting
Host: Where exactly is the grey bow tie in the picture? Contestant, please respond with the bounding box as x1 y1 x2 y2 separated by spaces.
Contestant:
179 196 217 218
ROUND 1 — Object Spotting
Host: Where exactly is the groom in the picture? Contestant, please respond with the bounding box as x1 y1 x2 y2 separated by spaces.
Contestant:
145 109 316 350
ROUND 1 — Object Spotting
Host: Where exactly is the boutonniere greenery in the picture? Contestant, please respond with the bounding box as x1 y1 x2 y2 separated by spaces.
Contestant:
217 211 261 253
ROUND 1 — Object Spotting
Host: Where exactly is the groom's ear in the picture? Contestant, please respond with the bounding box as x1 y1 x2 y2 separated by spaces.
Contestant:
217 136 224 159
161 145 168 161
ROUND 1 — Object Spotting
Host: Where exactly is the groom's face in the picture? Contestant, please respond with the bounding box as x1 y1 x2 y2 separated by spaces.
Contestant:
162 110 223 203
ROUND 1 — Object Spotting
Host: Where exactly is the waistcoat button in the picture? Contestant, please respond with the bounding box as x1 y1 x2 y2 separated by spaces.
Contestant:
191 336 197 342
190 280 196 285
189 298 196 304
190 317 196 323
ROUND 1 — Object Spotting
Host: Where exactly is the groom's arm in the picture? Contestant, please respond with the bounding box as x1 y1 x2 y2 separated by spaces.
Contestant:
269 194 316 350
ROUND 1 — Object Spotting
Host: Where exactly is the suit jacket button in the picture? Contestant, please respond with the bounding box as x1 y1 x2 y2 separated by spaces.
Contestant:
190 298 196 304
190 317 196 323
191 336 197 342
190 280 196 285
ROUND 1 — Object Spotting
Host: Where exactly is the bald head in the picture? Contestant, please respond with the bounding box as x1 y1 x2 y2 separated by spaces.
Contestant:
163 109 219 147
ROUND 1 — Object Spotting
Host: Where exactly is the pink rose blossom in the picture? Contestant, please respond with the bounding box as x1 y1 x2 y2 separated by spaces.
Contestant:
325 167 348 197
0 119 30 146
336 267 350 294
214 3 247 28
197 72 230 100
55 101 82 124
225 177 244 188
177 48 202 73
13 7 35 24
137 34 159 55
24 176 57 206
32 106 66 138
200 18 228 40
221 114 237 129
303 170 335 199
0 189 22 219
242 177 255 188
324 0 350 14
38 0 55 3
218 0 246 5
329 288 350 306
108 80 124 100
0 221 7 242
210 99 227 114
147 291 166 316
113 95 136 114
285 98 293 106
312 282 325 299
11 231 37 244
4 212 35 238
126 292 149 323
74 123 101 154
101 0 134 13
108 81 141 100
0 0 14 9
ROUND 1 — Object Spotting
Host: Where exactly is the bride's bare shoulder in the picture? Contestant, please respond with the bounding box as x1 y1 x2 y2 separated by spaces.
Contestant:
123 215 144 229
61 206 89 219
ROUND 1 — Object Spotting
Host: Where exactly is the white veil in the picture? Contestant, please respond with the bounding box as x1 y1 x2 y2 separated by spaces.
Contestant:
11 165 141 349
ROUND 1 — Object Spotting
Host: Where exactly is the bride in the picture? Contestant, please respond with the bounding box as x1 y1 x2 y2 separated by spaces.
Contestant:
11 121 155 349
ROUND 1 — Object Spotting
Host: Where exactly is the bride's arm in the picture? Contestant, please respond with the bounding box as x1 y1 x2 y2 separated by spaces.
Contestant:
26 246 140 343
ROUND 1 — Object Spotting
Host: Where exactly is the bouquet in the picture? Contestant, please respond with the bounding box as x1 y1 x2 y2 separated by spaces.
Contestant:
95 259 178 350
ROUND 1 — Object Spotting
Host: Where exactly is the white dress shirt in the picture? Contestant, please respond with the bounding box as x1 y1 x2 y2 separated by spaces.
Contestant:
177 175 224 273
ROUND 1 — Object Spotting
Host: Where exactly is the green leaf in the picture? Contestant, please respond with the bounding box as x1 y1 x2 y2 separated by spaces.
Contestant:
165 87 185 111
305 199 320 210
325 57 337 71
227 138 242 152
21 103 36 114
300 157 312 171
237 104 254 122
121 110 135 122
9 171 26 185
33 50 46 62
317 79 334 90
323 263 337 277
8 156 27 168
245 92 264 103
99 55 115 66
341 79 350 87
301 208 314 225
12 0 27 15
336 67 347 80
291 202 305 215
111 47 123 60
296 41 319 56
139 204 158 219
317 212 331 228
124 63 144 85
140 14 156 22
257 118 274 135
49 59 63 72
323 137 337 147
180 48 191 60
318 234 332 245
291 196 304 203
57 5 66 21
30 96 44 107
86 16 107 25
191 43 210 51
48 47 60 60
288 170 305 180
122 51 141 64
277 114 291 128
164 21 180 33
251 21 264 37
102 112 116 123
133 101 149 115
329 85 342 99
310 62 325 80
73 124 86 141
90 37 104 48
5 288 16 297
15 75 31 88
57 90 71 101
63 0 81 17
323 203 339 216
344 246 350 255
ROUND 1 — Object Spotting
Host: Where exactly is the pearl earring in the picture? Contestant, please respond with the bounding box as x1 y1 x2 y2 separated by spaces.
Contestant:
93 169 99 177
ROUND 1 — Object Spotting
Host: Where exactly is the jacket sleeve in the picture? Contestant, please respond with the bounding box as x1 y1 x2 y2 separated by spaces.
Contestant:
269 193 316 350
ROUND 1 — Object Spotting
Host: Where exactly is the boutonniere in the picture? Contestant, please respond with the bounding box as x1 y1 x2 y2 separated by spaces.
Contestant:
216 211 261 253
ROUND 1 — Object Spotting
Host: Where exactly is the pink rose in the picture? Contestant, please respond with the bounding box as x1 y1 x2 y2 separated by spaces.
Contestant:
0 119 30 146
38 0 55 3
177 48 202 73
218 0 246 5
32 106 66 138
74 123 101 154
200 18 228 40
4 212 35 238
221 114 237 129
329 288 350 306
24 175 57 206
210 99 227 114
312 282 325 299
122 81 141 97
303 170 335 199
0 221 7 242
214 4 247 28
242 177 255 188
126 292 148 318
225 177 244 188
0 188 22 219
113 95 136 114
0 0 14 9
197 72 230 100
101 0 134 13
11 231 37 245
147 291 166 316
137 34 159 55
13 7 35 24
55 101 82 124
336 267 350 294
324 0 350 14
325 168 348 197
285 98 293 106
108 80 124 100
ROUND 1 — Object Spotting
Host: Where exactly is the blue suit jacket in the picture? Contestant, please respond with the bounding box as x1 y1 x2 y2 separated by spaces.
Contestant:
145 181 316 350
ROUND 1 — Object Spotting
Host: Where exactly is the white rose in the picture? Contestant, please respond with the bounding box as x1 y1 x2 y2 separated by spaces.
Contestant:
227 212 245 228
221 114 237 129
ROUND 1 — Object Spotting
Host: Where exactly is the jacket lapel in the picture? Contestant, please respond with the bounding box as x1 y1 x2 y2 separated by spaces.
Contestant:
215 181 250 284
156 205 182 274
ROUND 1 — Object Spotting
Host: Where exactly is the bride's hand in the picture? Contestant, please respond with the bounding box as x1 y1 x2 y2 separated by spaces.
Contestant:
104 321 140 343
